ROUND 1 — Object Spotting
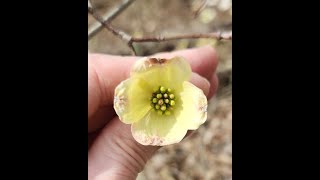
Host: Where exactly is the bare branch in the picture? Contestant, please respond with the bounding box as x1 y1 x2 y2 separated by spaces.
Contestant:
88 2 232 56
88 5 132 42
131 31 232 42
127 42 137 56
88 0 136 40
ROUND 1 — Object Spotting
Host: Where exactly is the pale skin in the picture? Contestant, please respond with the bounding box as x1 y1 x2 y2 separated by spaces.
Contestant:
88 46 219 180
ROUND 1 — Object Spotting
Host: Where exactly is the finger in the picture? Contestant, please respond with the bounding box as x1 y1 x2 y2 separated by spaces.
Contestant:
189 72 210 97
88 130 100 150
88 105 116 133
88 117 159 179
208 74 219 99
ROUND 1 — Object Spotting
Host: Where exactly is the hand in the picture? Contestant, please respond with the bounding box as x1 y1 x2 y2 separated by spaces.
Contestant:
88 46 219 180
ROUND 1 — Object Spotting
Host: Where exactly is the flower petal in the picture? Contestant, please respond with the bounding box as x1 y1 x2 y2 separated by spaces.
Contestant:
174 81 208 130
131 111 188 146
131 56 192 90
114 78 152 124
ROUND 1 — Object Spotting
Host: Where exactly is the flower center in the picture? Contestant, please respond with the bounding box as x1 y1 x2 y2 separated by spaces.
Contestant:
150 86 176 115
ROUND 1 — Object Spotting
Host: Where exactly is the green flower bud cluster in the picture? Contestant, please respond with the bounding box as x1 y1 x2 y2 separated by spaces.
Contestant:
150 86 176 115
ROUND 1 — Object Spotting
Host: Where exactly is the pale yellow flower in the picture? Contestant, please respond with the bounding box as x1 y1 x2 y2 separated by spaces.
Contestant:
114 56 207 146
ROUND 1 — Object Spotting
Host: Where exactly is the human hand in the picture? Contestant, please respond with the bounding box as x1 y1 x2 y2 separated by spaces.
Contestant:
88 46 219 180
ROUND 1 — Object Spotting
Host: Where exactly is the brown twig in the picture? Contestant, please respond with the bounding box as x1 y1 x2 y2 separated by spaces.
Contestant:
127 42 137 55
88 4 132 42
88 1 232 56
88 0 136 40
131 32 232 42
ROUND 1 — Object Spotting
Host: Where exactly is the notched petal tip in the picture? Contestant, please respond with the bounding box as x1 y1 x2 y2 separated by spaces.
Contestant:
192 88 208 128
131 130 167 146
132 57 169 74
113 80 130 123
131 56 190 72
131 126 187 146
196 92 208 124
149 58 168 65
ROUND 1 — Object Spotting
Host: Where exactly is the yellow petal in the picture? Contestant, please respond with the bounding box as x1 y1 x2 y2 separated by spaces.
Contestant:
131 111 188 146
174 81 208 130
114 78 152 124
131 56 191 90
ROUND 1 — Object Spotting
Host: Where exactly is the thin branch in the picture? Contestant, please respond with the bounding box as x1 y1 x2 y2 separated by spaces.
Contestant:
131 32 232 42
127 42 137 55
88 0 136 40
88 5 132 42
193 0 209 18
88 2 232 56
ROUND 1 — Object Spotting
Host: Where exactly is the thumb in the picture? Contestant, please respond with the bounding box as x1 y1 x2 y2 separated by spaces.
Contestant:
88 117 158 180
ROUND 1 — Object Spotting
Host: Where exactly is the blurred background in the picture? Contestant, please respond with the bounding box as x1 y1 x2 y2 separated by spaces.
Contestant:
88 0 232 179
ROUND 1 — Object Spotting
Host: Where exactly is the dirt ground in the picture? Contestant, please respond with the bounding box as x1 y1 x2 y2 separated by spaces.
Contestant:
89 0 232 179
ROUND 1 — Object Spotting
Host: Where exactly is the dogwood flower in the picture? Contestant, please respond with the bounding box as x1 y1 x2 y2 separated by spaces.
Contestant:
114 56 207 146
